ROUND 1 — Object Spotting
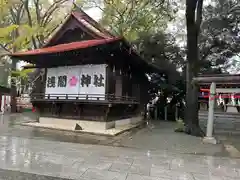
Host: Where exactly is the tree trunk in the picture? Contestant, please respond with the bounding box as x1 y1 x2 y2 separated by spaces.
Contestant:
11 59 17 113
10 28 20 113
184 0 204 137
185 69 203 136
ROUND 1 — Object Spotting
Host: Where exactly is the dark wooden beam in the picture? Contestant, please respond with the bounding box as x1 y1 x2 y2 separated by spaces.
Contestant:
194 75 240 83
22 65 37 69
0 86 11 94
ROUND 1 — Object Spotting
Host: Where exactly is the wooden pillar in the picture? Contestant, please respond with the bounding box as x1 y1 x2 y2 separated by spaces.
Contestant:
115 76 122 98
0 94 2 113
175 105 178 121
164 106 167 121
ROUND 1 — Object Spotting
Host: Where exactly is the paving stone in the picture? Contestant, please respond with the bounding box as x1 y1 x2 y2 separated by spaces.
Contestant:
57 171 85 179
126 173 167 180
109 162 131 172
128 164 151 176
191 174 210 180
170 161 209 174
81 169 127 180
150 167 173 179
0 168 74 180
84 160 112 170
133 158 171 167
150 167 195 180
115 157 134 165
209 166 240 178
192 173 233 180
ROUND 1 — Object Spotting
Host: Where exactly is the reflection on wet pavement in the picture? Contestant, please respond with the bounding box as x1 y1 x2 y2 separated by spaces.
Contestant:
0 113 239 179
0 135 238 180
0 168 71 180
0 113 117 145
0 113 235 157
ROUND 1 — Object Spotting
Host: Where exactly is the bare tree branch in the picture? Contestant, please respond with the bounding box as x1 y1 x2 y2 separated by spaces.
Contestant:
0 44 11 53
34 0 41 24
196 0 203 35
41 0 68 27
9 8 17 23
22 0 37 48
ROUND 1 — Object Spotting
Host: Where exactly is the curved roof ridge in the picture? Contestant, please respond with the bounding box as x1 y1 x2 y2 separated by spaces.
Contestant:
11 37 122 57
43 6 115 47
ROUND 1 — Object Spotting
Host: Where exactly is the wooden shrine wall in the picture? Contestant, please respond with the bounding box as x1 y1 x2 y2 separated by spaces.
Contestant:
104 64 144 102
37 102 139 121
55 28 93 45
47 16 97 47
32 61 149 106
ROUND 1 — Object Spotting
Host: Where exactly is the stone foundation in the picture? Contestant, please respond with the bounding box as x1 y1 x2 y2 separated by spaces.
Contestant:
39 116 142 131
21 116 143 136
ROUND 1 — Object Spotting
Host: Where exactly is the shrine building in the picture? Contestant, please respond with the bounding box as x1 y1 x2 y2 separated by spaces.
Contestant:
9 9 161 134
196 74 240 135
198 74 240 113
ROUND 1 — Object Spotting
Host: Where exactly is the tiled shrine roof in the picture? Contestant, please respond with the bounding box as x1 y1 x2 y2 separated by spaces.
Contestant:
44 10 114 47
11 38 121 57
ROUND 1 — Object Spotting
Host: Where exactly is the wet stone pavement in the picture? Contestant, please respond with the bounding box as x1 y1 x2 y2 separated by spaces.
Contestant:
0 113 228 155
0 135 239 180
0 113 121 146
0 113 239 179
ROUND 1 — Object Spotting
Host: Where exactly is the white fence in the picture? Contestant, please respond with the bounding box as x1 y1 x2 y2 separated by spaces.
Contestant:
0 95 11 114
199 111 240 134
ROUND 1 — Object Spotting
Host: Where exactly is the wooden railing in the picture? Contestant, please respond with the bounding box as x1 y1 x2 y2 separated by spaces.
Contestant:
30 93 139 104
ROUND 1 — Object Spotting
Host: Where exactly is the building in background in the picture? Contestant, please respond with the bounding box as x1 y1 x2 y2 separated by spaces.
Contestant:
0 50 11 114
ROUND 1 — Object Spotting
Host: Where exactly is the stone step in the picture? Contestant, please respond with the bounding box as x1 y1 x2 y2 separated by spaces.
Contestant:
199 124 240 134
199 114 240 121
199 115 237 119
199 118 237 123
199 115 240 120
199 111 240 118
198 111 240 133
199 119 238 124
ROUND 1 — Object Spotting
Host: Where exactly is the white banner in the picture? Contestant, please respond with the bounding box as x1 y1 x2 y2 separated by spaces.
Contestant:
45 64 106 100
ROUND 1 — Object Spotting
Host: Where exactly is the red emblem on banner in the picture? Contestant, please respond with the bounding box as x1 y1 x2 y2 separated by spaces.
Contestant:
69 76 78 86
